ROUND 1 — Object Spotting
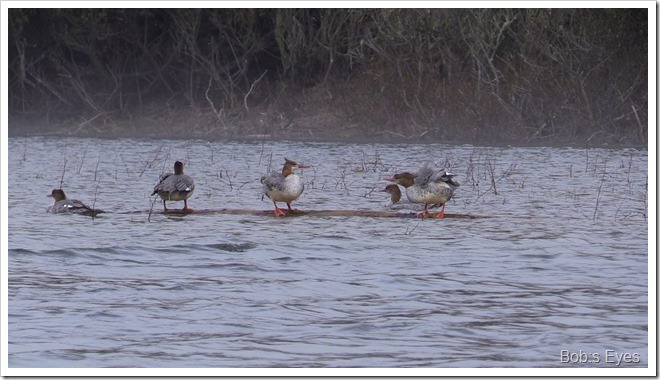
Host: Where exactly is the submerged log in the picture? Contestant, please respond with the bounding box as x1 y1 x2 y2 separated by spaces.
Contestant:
139 208 486 219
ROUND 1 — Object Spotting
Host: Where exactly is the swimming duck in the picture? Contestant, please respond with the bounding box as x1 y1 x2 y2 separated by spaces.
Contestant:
47 189 101 216
261 158 309 216
152 161 195 212
385 164 459 218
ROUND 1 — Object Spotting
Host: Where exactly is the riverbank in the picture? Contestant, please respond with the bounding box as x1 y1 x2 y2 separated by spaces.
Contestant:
8 9 648 149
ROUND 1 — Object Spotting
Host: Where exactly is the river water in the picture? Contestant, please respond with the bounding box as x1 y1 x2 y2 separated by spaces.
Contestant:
6 137 650 371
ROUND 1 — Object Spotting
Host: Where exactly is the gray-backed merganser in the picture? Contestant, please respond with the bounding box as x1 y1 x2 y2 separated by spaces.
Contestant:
380 183 424 211
261 158 309 216
385 164 460 218
152 161 195 212
380 183 440 211
47 189 100 216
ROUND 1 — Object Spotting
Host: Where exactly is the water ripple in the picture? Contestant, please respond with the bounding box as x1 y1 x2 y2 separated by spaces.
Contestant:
7 137 648 369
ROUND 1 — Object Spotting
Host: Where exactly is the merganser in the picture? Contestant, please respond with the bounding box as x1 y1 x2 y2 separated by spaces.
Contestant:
47 189 101 216
381 184 403 207
380 184 426 211
261 158 309 216
152 161 195 212
385 164 460 218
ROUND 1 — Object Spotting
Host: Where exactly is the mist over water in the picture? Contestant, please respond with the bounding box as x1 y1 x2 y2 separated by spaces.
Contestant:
8 137 648 369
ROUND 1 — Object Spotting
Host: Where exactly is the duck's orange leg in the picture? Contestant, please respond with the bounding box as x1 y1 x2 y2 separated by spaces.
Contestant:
182 199 193 212
416 204 431 219
434 204 446 219
273 202 287 216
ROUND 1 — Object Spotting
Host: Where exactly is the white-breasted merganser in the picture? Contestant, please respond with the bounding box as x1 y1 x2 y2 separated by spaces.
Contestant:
380 183 427 211
385 164 460 218
152 161 195 212
47 189 101 216
261 158 309 216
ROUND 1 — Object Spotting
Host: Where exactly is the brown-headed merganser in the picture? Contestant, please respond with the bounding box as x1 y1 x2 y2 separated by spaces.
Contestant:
261 158 309 216
381 184 404 208
385 164 460 218
47 189 101 216
380 183 424 211
152 161 195 212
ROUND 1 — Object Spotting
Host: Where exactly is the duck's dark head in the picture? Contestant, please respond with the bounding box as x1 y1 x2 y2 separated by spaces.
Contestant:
380 184 402 203
174 161 185 175
282 158 310 176
384 172 416 188
48 189 67 202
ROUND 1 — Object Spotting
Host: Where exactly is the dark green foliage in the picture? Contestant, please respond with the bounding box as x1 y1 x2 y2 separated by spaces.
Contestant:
7 8 647 145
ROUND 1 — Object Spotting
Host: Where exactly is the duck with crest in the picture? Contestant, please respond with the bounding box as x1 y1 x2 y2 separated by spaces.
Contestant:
261 158 310 216
380 183 437 211
385 163 460 218
152 161 195 212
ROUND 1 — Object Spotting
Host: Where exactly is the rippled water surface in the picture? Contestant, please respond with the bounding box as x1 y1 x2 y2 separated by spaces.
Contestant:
7 137 649 369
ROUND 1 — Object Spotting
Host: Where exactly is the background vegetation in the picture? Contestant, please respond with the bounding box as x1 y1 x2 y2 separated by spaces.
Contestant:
8 8 648 145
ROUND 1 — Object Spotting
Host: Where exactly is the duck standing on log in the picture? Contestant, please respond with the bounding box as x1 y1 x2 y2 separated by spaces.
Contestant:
261 158 310 216
380 183 433 211
152 161 195 212
385 164 459 218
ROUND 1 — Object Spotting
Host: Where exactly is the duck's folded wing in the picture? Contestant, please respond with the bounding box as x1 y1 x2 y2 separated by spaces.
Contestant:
174 175 195 192
63 199 93 212
429 172 446 183
153 173 173 193
261 172 284 192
